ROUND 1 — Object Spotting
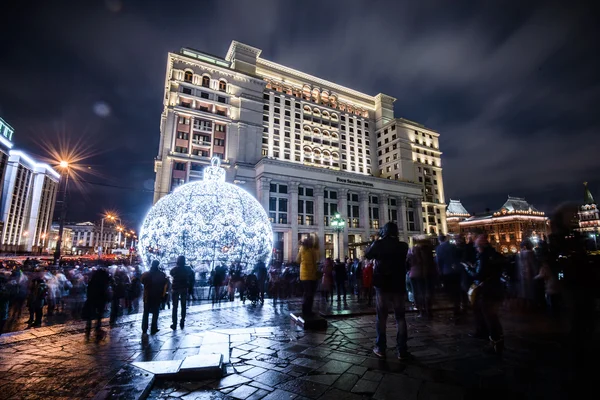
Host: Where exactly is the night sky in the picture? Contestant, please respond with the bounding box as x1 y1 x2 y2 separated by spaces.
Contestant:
1 0 598 230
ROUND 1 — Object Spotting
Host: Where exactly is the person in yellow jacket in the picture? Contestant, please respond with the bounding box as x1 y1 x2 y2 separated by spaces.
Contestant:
296 234 320 316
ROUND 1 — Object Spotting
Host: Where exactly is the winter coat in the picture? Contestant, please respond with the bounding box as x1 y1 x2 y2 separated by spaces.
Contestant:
466 246 505 301
321 259 334 290
296 245 319 281
436 241 459 276
365 236 409 293
170 264 195 291
362 262 374 289
408 243 436 279
141 267 168 307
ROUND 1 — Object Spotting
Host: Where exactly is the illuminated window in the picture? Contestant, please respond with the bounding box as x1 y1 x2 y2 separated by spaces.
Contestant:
184 71 193 82
218 80 227 92
202 76 210 88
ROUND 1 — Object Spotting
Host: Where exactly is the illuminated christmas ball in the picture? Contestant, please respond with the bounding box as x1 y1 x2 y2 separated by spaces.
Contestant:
139 157 273 270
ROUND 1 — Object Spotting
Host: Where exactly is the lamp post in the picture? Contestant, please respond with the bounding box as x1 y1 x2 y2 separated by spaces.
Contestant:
98 213 116 258
330 212 345 260
53 160 69 264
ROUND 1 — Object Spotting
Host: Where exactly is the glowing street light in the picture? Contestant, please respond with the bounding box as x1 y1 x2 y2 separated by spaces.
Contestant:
59 160 69 169
330 212 345 260
98 212 119 257
53 160 71 263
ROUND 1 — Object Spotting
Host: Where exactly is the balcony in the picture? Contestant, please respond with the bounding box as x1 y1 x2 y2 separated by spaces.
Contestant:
192 140 212 147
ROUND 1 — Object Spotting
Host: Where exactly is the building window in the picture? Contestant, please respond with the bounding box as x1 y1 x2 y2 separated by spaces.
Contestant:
176 131 188 140
218 80 227 92
269 197 288 224
202 76 210 88
184 71 193 82
298 199 315 226
174 146 187 154
174 162 186 171
181 87 192 95
214 138 225 146
215 124 226 133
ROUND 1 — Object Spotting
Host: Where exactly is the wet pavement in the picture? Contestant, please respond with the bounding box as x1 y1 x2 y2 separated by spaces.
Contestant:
0 295 597 399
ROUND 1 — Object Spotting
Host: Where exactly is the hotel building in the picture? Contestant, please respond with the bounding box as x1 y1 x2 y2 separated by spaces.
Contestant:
0 117 60 253
153 41 447 261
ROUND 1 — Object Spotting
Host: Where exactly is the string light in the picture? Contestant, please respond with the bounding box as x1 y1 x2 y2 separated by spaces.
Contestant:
139 157 273 270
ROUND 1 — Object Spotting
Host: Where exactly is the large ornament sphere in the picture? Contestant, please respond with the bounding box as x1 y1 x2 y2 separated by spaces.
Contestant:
139 158 273 271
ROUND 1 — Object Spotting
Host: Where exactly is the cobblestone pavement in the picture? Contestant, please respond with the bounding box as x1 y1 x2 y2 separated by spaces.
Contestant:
0 295 597 399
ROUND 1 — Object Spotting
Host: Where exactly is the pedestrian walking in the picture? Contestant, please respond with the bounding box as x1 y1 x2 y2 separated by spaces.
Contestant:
83 267 111 340
321 257 334 303
333 258 347 302
365 222 413 360
26 277 47 327
465 235 505 356
170 255 195 330
141 260 168 336
408 238 436 319
362 260 374 306
516 240 537 310
436 234 461 320
296 235 319 316
253 259 268 304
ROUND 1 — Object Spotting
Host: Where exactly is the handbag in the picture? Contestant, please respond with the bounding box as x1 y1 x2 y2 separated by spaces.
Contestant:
467 283 481 305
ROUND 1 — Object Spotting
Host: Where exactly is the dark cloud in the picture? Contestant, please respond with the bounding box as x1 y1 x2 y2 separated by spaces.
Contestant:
0 0 598 226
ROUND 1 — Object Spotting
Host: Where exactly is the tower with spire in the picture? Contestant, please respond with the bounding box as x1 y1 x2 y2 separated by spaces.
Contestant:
578 182 600 235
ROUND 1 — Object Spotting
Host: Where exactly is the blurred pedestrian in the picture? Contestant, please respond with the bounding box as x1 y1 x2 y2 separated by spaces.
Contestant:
26 277 47 327
408 238 436 319
0 274 10 335
170 255 195 330
141 260 167 336
465 235 505 356
296 235 319 316
321 257 334 303
253 259 268 304
84 267 111 340
365 222 413 360
516 239 537 310
334 258 347 302
436 234 461 320
362 260 374 306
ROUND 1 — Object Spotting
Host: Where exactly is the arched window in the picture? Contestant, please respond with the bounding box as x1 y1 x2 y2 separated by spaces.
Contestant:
322 111 330 118
303 105 311 113
303 125 311 133
331 113 338 121
218 80 227 92
184 71 193 83
313 108 321 116
313 128 321 135
202 76 210 88
331 133 339 139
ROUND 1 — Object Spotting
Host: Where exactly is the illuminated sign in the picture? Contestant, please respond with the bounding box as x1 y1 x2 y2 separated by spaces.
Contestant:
0 117 14 146
336 177 374 188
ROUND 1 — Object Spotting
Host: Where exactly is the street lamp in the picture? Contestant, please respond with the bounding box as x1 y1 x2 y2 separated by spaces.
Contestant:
330 212 345 260
53 160 69 264
98 213 117 258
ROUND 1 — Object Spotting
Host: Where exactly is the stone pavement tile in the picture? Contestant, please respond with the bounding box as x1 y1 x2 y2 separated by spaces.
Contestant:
230 334 252 343
181 390 230 400
361 370 383 382
317 360 353 375
236 344 258 352
290 357 326 370
241 366 267 379
346 366 367 377
248 381 274 392
278 379 329 399
211 374 252 389
234 365 254 373
246 389 269 400
300 347 331 358
276 350 299 360
283 344 310 353
373 374 421 400
317 388 366 400
241 351 264 360
232 348 249 358
203 333 231 344
299 374 340 386
200 343 230 363
261 389 297 400
161 337 184 350
179 335 204 348
253 370 292 386
253 347 277 356
326 352 366 365
332 373 359 391
131 360 183 376
229 385 258 400
417 381 464 400
350 378 380 395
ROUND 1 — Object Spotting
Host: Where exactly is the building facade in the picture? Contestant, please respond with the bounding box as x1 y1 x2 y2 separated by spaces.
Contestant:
153 41 447 261
64 221 121 255
446 199 471 234
578 182 599 232
458 196 548 254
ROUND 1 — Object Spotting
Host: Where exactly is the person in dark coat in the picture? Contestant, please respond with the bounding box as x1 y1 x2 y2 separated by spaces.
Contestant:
436 234 461 319
365 222 412 360
170 255 195 330
333 258 347 302
141 260 167 336
27 277 48 327
85 267 111 339
465 235 505 355
253 259 268 304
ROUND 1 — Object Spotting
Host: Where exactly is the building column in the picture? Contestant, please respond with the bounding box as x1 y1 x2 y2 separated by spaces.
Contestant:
258 177 271 214
415 198 424 234
359 191 370 242
289 181 300 260
439 205 448 235
379 193 389 230
338 188 349 260
315 185 325 261
398 196 408 241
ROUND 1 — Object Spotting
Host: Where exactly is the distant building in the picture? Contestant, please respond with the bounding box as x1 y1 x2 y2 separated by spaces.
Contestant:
577 182 599 243
446 199 470 233
65 221 120 255
47 223 73 255
458 196 548 254
0 117 60 253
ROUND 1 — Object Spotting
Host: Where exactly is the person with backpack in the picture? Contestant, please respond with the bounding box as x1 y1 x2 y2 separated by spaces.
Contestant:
141 260 167 336
365 222 413 361
465 235 505 356
170 255 195 330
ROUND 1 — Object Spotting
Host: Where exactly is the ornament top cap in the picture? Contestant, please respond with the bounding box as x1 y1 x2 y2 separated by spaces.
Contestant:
204 157 226 182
